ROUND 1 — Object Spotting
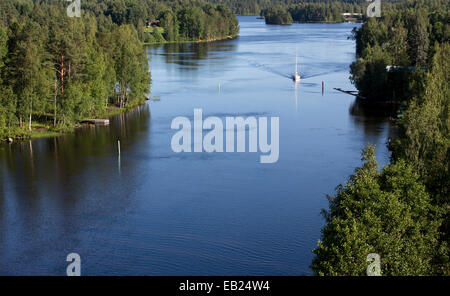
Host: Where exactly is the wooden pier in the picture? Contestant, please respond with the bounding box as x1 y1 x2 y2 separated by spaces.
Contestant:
81 119 110 125
334 88 365 99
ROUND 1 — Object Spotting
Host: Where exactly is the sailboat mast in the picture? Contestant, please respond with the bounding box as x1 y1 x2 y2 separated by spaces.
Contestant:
293 50 301 82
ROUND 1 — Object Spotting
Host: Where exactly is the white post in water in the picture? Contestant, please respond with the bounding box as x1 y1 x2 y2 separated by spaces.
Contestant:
118 139 121 174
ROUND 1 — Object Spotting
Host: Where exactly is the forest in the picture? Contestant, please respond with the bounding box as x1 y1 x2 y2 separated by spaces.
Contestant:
0 0 238 139
262 1 364 24
350 0 449 101
263 6 293 25
83 0 239 43
210 0 365 16
288 2 363 23
312 0 449 275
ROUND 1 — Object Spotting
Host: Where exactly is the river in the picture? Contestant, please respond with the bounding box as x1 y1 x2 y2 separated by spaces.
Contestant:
0 16 393 275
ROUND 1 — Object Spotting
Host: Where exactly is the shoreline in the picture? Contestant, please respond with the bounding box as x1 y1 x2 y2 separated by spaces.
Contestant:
1 34 239 144
143 35 238 45
266 20 363 25
1 101 147 143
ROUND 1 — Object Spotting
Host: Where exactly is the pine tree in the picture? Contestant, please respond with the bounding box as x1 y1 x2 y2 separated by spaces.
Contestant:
6 21 51 131
408 10 430 67
113 24 150 108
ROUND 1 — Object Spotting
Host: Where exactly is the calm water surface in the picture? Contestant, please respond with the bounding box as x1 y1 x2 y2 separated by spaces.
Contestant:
0 17 393 275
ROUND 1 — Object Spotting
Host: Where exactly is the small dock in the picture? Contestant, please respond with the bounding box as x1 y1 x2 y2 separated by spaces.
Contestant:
334 88 365 99
81 119 110 125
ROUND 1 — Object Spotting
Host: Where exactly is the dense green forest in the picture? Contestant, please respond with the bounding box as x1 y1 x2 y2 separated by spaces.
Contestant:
210 0 365 16
0 0 151 138
81 0 239 43
312 0 450 275
263 6 293 25
288 2 363 23
350 0 449 101
0 0 238 139
261 2 364 24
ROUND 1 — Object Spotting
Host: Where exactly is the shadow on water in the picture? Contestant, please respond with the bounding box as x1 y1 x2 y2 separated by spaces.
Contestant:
148 41 238 71
349 98 398 144
0 105 151 274
0 104 150 180
350 98 399 118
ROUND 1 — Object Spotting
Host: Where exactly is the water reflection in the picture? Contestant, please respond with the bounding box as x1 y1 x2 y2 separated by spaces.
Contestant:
349 98 397 147
350 98 398 118
294 82 300 111
1 104 150 202
0 105 150 275
149 41 238 71
0 17 393 275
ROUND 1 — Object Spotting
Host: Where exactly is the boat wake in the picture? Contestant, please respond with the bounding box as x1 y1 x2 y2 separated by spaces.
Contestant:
300 68 345 80
241 58 292 79
250 61 292 79
242 57 346 82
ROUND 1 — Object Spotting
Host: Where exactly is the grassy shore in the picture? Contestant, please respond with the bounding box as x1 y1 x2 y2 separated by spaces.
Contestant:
2 33 237 143
142 35 237 45
2 102 146 142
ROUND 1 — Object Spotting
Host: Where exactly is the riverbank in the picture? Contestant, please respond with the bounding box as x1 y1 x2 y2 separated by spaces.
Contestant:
267 20 362 25
143 35 238 45
1 30 239 144
1 102 146 143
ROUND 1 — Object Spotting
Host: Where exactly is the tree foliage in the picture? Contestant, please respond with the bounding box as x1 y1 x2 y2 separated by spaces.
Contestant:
263 6 293 25
350 1 449 101
315 2 449 275
393 45 450 273
210 0 366 16
0 0 152 137
86 0 239 43
312 146 442 275
0 0 240 138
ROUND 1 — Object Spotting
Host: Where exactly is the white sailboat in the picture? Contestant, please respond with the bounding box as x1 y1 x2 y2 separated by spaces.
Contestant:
292 54 301 82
